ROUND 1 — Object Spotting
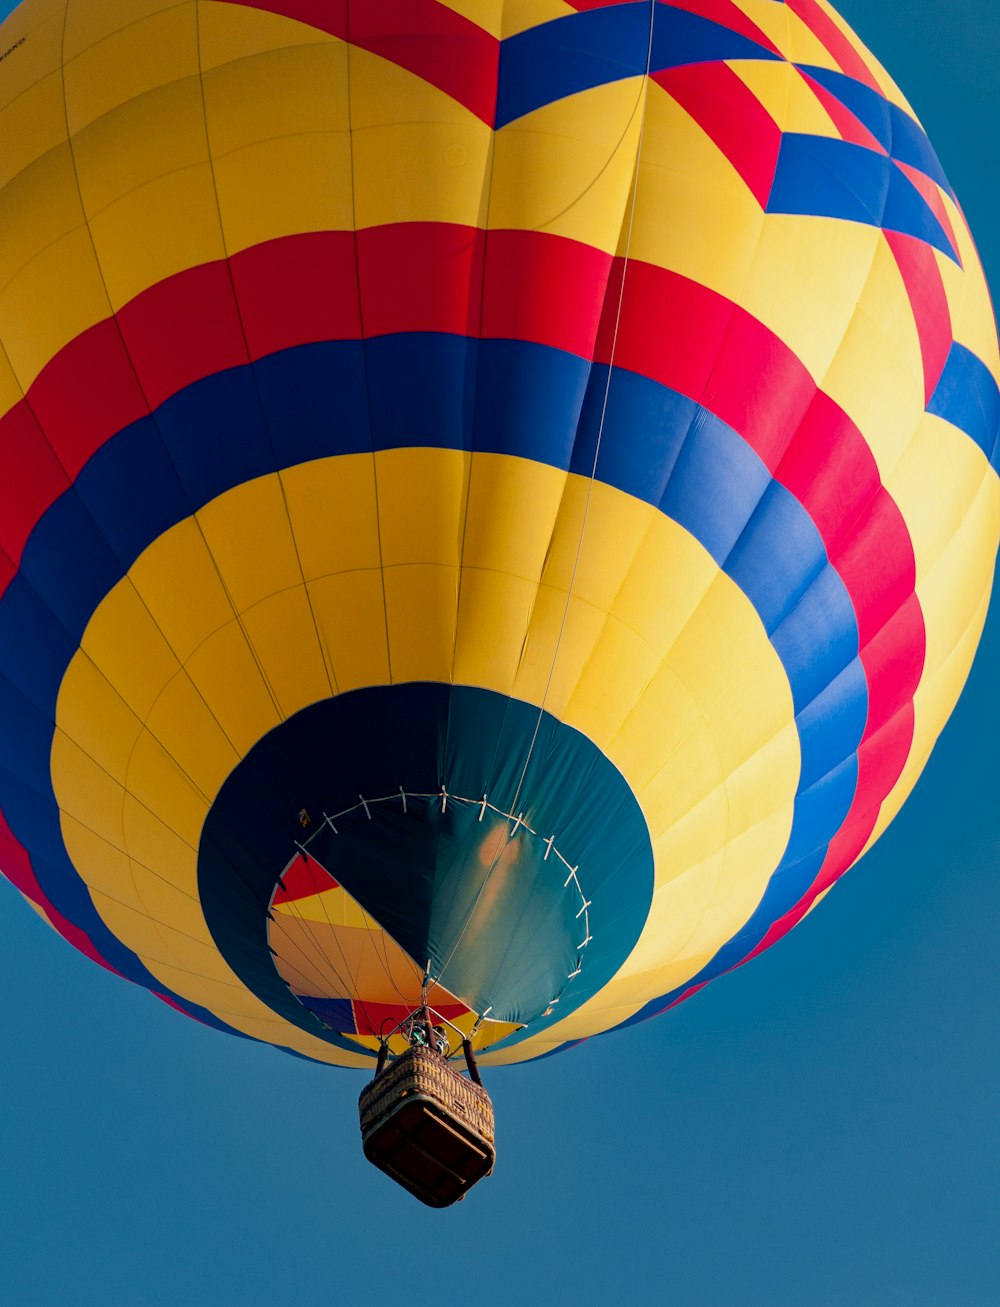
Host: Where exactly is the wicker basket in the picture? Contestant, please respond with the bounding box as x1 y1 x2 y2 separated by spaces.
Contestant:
359 1045 495 1207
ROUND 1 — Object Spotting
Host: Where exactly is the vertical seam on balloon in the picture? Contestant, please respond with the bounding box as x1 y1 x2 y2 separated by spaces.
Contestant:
445 49 502 803
344 0 394 689
192 0 340 707
432 0 658 1000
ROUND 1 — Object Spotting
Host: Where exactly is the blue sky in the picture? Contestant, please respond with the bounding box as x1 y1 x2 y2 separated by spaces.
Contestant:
0 3 997 1304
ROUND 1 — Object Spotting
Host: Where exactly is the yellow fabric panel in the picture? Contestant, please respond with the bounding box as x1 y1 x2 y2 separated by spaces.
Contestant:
204 39 355 253
56 655 144 783
281 458 382 581
731 60 840 140
741 217 884 385
62 0 185 60
889 412 992 584
73 102 224 310
461 454 568 579
123 729 212 848
199 0 336 72
511 585 607 719
439 0 503 36
0 223 112 392
483 564 799 1057
0 148 102 389
612 535 724 688
538 478 653 615
937 198 1000 378
384 564 460 684
63 3 200 135
565 615 662 749
273 887 373 930
240 586 335 717
122 793 197 879
453 567 538 692
0 71 66 192
71 75 207 220
627 81 765 300
0 0 63 113
203 41 348 160
646 799 794 975
128 517 238 665
52 733 129 860
182 621 283 756
376 447 470 569
628 654 797 852
818 234 926 476
86 158 221 308
488 76 644 251
80 579 183 722
196 474 302 614
308 571 391 693
211 133 354 255
349 45 493 231
500 0 575 39
139 672 240 805
58 817 136 906
736 0 834 69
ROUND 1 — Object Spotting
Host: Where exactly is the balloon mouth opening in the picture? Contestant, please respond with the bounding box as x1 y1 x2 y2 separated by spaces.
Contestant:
197 683 654 1060
266 788 595 1055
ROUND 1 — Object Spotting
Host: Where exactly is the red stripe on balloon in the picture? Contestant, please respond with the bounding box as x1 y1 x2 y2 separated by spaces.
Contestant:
797 68 887 154
784 0 882 94
884 228 954 405
225 0 498 124
654 61 782 208
831 487 917 650
0 403 71 565
891 162 961 266
272 853 340 905
352 1001 468 1037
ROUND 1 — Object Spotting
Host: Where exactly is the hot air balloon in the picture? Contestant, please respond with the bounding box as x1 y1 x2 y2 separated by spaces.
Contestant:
0 0 997 1203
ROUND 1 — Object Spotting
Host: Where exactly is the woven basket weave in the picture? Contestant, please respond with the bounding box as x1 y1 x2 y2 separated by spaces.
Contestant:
359 1045 495 1206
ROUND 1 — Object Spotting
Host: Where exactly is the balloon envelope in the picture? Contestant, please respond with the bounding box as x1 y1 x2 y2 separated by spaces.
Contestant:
0 0 997 1066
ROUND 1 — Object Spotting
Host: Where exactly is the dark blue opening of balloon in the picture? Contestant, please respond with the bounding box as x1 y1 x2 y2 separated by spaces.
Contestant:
198 683 654 1056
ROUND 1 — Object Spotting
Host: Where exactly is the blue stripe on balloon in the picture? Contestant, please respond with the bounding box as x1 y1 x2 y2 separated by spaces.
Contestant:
768 135 958 261
797 63 892 151
495 1 780 128
928 341 1000 467
1 335 869 1040
797 64 955 199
